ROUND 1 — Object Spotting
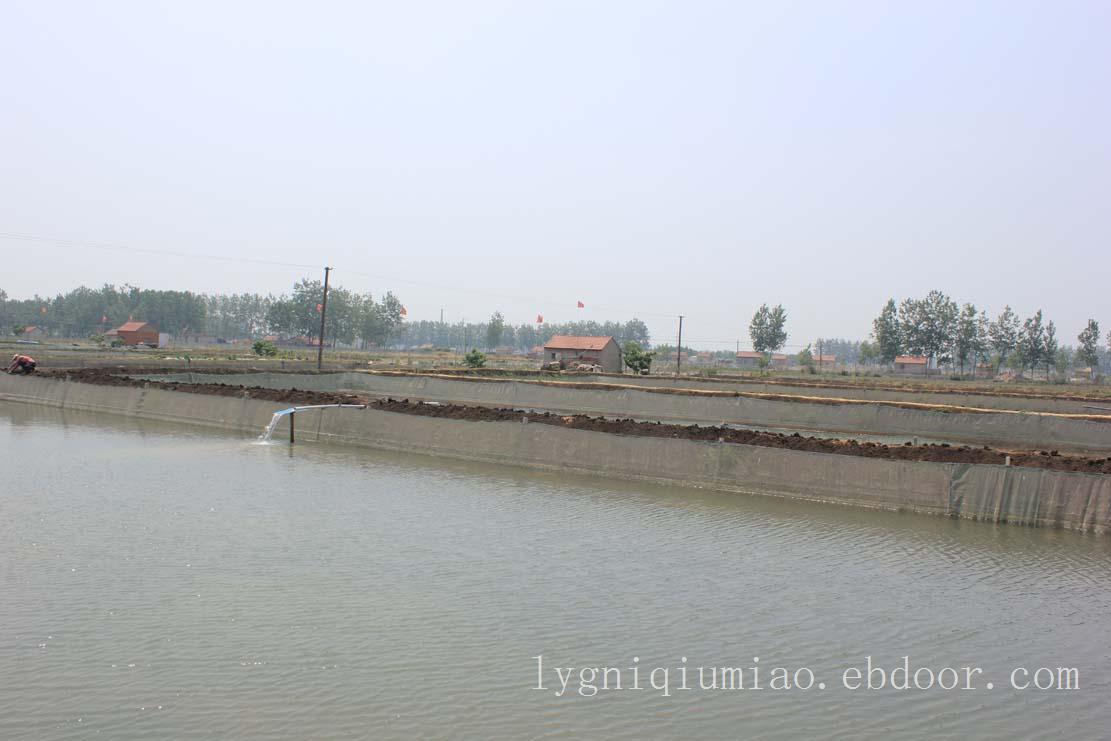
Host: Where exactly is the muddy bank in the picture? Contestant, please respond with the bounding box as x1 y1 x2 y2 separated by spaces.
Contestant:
40 368 364 406
366 371 1111 422
371 398 1111 474
388 368 1111 403
26 368 1111 473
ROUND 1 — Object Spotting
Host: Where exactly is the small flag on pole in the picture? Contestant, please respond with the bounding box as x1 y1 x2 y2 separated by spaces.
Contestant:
536 314 544 324
400 306 408 317
576 301 585 309
101 315 108 323
316 303 323 313
41 306 48 314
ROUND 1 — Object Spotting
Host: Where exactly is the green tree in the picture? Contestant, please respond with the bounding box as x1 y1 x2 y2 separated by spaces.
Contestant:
1018 310 1045 376
463 348 486 368
1077 319 1101 380
872 299 902 364
797 344 815 371
900 291 957 371
858 340 879 366
749 303 788 353
622 341 655 374
989 305 1020 373
953 303 987 377
486 311 505 350
622 318 651 346
1054 347 1072 378
1042 321 1058 379
252 339 278 357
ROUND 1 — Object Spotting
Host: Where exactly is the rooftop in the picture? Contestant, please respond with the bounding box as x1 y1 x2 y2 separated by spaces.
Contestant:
543 335 616 351
115 321 154 332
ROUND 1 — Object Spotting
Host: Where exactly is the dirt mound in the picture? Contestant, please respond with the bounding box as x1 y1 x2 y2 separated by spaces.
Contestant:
371 398 1111 474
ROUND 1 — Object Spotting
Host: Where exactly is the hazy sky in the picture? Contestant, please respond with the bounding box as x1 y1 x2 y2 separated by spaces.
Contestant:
2 1 1108 350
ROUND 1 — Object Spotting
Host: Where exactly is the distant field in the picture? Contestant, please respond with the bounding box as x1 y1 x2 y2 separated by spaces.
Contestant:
5 337 1107 401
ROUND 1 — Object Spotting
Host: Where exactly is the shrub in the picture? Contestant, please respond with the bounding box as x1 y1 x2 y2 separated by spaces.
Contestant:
253 339 278 357
464 349 487 368
623 341 655 374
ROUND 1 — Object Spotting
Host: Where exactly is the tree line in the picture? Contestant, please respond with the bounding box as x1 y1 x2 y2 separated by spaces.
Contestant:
0 281 404 347
403 316 651 352
1 282 651 352
871 291 1107 378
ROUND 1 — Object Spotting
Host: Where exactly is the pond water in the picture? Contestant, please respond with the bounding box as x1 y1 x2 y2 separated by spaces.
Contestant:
2 402 1109 739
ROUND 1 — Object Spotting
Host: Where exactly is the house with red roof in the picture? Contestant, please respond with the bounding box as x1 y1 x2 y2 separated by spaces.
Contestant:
106 321 160 347
542 335 623 372
893 355 930 375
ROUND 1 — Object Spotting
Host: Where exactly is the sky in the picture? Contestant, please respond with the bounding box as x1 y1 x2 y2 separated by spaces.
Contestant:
2 0 1108 351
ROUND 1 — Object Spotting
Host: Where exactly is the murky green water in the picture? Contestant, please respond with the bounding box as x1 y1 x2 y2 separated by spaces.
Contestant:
2 403 1109 739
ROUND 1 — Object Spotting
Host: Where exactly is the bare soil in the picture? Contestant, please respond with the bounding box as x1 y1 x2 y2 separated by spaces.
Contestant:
371 398 1111 474
40 368 364 406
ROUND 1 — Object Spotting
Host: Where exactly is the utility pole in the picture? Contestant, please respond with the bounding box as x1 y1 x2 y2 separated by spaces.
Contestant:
676 315 684 375
316 266 332 371
818 338 823 373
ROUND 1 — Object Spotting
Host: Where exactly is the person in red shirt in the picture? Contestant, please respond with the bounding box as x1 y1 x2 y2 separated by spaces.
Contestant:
7 354 36 374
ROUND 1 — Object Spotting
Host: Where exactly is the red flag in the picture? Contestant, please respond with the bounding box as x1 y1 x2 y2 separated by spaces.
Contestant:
400 306 408 317
41 306 47 314
101 315 107 323
576 300 585 309
316 303 323 313
536 314 544 324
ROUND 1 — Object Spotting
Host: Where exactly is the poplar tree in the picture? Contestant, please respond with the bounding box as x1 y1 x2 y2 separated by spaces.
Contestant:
1076 320 1100 380
872 299 902 364
989 305 1020 372
1019 310 1045 375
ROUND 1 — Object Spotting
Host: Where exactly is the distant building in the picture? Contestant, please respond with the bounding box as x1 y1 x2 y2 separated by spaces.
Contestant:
735 351 787 369
812 354 836 368
1073 366 1097 382
735 351 765 369
106 321 160 347
542 335 623 372
893 355 929 375
20 325 46 338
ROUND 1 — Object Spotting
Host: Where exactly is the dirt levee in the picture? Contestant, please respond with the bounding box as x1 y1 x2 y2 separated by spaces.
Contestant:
41 368 364 406
371 398 1111 475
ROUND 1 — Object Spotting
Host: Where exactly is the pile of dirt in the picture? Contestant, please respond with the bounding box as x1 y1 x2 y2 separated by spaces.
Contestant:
371 398 1111 474
40 368 365 406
